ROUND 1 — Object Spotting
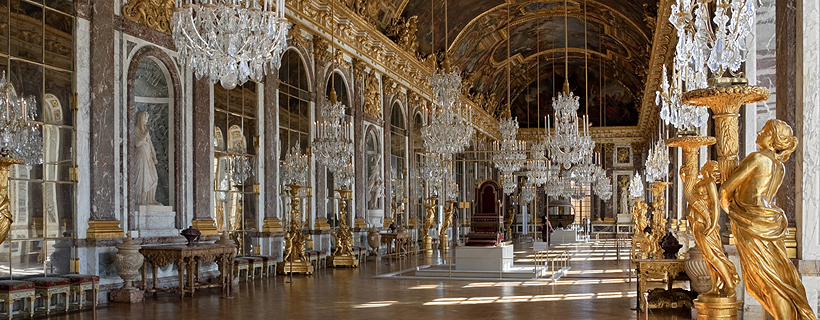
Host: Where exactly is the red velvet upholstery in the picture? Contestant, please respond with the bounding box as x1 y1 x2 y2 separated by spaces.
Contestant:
27 277 70 288
0 280 34 291
233 258 249 265
60 274 99 284
238 256 263 263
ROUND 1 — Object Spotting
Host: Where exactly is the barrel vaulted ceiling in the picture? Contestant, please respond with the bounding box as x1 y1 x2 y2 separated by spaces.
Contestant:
370 0 657 128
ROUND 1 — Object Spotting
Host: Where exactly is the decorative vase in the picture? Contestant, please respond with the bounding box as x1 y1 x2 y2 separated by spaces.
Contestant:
114 233 144 291
367 227 381 253
684 246 712 294
181 226 201 246
661 232 683 259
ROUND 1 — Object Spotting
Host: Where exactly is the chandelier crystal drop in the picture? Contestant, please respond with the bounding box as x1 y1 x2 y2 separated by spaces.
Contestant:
172 0 291 89
628 172 644 199
669 0 755 87
280 141 309 186
656 65 710 131
645 140 670 182
0 72 42 164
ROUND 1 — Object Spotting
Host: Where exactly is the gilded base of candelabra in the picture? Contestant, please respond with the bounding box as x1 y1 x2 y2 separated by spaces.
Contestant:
693 295 741 320
328 254 358 268
439 234 449 252
277 259 314 275
423 235 433 253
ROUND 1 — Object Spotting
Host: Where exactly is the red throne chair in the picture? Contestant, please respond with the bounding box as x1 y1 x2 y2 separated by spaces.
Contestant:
466 180 505 246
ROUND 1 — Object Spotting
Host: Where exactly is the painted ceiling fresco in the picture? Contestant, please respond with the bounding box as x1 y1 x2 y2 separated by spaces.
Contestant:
377 0 656 128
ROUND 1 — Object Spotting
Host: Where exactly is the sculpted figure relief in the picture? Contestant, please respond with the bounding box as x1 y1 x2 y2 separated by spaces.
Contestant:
720 119 815 320
134 111 161 206
685 161 739 297
367 154 384 210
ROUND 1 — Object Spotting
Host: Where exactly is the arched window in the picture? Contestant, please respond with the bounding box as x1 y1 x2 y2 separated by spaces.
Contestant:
278 50 311 226
214 81 258 253
323 72 351 226
390 103 406 226
413 112 424 227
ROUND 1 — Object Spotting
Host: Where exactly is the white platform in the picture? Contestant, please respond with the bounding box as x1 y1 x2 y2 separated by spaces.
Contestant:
134 206 178 238
414 264 553 279
455 244 514 271
551 229 580 244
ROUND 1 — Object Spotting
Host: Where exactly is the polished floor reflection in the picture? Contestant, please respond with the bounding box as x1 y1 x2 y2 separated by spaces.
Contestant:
56 240 690 320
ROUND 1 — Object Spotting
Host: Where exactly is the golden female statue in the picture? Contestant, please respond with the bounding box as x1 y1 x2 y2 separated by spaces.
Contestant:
720 119 815 320
686 161 739 297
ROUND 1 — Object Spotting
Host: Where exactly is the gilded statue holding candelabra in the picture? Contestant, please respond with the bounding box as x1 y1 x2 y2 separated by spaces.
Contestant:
329 188 358 267
278 184 314 275
648 182 670 259
423 197 437 253
439 200 454 252
631 198 650 259
719 120 815 320
0 156 23 245
684 161 739 297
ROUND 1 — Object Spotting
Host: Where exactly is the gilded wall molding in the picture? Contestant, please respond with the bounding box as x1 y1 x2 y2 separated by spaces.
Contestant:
313 36 331 63
638 0 675 138
289 23 311 51
363 71 382 119
122 0 175 34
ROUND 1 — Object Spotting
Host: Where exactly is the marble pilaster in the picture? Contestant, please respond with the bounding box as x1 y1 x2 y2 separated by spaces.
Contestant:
778 0 799 226
76 17 92 239
262 74 283 231
354 69 367 228
88 0 124 237
191 77 217 234
383 94 393 226
799 0 820 262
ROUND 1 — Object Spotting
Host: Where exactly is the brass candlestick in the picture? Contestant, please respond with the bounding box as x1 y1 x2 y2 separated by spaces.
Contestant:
423 196 437 254
681 86 769 183
439 200 454 252
329 187 357 267
277 184 314 275
648 182 670 259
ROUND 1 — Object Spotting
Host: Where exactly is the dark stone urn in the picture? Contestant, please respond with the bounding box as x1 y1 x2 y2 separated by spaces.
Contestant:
181 226 201 246
661 232 683 259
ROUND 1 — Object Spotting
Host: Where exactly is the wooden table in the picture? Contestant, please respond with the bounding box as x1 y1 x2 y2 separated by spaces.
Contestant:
140 243 236 299
380 232 414 256
634 259 686 310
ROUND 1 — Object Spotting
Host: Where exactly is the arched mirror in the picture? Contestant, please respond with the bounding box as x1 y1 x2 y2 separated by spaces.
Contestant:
389 102 406 226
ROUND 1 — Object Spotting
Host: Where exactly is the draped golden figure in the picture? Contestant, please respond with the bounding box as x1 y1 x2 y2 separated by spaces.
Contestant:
685 161 739 297
719 119 815 320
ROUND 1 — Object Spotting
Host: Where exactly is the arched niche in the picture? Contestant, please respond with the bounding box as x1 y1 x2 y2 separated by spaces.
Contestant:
126 46 183 230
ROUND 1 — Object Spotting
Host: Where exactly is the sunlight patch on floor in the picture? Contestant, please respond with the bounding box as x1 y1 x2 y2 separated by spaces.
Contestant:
423 291 637 305
353 301 398 308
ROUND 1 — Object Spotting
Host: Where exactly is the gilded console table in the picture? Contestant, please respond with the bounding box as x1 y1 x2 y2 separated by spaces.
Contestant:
380 232 414 256
634 259 687 310
140 243 236 299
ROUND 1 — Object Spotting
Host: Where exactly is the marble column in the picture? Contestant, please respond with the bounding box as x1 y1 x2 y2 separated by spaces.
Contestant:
353 70 367 229
190 77 217 235
383 92 393 227
87 0 124 239
262 73 283 232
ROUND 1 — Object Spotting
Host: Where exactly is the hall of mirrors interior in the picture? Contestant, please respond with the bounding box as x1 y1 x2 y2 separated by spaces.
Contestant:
0 0 817 319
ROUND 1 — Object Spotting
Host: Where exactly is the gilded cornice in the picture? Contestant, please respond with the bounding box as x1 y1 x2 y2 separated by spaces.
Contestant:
638 0 674 138
122 0 175 34
313 36 331 62
517 127 646 145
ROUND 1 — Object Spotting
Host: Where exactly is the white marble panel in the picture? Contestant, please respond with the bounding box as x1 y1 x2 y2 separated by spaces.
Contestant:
76 17 91 239
802 0 820 260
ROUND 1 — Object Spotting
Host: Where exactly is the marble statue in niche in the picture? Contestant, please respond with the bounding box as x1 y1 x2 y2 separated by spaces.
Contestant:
134 111 160 205
367 154 384 210
133 58 171 207
618 175 630 216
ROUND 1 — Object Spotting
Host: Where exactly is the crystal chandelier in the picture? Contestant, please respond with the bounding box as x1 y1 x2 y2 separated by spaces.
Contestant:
645 140 670 182
657 65 710 132
526 157 548 187
422 60 474 155
172 0 291 89
280 141 309 186
593 169 612 201
629 172 644 199
493 117 526 174
0 72 42 164
501 173 517 195
669 0 756 87
419 152 449 195
520 179 535 204
313 89 354 185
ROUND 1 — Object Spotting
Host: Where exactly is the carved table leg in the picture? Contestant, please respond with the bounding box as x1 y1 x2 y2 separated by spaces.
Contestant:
188 258 196 297
177 260 186 299
152 264 159 297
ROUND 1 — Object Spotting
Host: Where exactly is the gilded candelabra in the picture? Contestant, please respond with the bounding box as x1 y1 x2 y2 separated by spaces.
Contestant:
277 184 314 275
329 187 358 267
682 86 769 183
0 156 24 245
439 200 454 252
423 196 437 254
648 182 670 259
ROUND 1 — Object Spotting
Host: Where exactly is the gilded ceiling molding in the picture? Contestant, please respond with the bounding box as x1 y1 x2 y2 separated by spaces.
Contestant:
385 15 419 55
363 71 382 119
637 0 674 140
122 0 175 34
383 77 399 99
517 127 646 145
334 50 352 70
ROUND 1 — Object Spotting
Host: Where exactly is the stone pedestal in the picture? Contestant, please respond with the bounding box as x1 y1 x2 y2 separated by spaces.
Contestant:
327 254 357 267
134 206 177 238
693 295 742 319
455 244 514 271
366 209 383 227
110 289 144 303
